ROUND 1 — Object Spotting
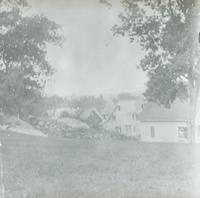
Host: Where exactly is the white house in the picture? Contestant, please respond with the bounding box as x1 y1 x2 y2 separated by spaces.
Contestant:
103 100 144 137
138 100 200 143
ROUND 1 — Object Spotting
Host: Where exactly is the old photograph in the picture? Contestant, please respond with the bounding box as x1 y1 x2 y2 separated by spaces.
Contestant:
0 0 200 197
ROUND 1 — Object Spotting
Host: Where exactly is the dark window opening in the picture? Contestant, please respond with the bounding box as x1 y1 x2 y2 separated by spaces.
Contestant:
117 106 120 111
150 126 155 138
115 126 122 133
178 127 188 139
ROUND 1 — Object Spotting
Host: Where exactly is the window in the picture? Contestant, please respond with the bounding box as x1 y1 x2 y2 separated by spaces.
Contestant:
132 125 136 133
178 127 188 139
132 114 136 120
115 126 122 133
117 106 120 111
150 126 155 138
128 125 131 132
125 125 131 133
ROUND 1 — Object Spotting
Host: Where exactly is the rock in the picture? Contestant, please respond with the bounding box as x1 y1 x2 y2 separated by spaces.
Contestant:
38 121 45 127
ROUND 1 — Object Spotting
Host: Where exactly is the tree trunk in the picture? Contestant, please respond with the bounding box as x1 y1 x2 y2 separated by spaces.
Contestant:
188 78 200 143
189 93 196 143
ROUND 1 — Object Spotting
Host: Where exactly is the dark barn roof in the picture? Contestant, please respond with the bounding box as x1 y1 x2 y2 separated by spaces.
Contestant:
79 108 104 122
138 100 189 122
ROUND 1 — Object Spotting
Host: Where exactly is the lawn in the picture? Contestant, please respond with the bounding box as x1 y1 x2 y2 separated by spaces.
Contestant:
0 131 200 198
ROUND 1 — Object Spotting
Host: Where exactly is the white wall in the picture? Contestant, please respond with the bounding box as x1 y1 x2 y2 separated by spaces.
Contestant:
103 101 142 137
140 122 188 143
103 113 140 137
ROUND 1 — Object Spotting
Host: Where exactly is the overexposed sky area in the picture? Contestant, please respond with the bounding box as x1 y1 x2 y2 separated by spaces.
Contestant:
29 0 147 97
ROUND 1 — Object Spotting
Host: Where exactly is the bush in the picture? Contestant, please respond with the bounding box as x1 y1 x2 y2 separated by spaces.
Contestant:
59 111 71 118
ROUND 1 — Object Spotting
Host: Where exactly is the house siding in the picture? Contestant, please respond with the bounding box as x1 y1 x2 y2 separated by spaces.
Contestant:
103 112 140 137
140 121 189 143
103 100 144 137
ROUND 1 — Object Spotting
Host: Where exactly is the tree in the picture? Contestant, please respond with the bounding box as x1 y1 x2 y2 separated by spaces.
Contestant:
0 0 27 7
43 95 67 115
0 1 62 117
116 92 140 101
69 95 106 111
113 0 200 142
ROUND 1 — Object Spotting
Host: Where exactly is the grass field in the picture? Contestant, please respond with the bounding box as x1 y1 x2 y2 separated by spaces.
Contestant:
0 131 200 198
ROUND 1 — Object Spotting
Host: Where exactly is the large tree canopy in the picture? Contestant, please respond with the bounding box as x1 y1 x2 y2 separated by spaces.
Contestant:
113 0 200 107
112 0 200 141
0 1 62 116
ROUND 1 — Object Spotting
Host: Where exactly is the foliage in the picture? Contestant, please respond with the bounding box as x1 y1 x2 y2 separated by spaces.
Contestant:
59 110 71 118
116 92 141 101
113 0 200 108
0 3 62 117
99 0 112 8
69 95 106 111
0 0 28 7
43 96 67 110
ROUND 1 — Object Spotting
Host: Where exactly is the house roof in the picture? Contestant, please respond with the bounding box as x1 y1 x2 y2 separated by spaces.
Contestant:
102 99 145 123
79 108 104 122
117 100 144 113
138 100 189 122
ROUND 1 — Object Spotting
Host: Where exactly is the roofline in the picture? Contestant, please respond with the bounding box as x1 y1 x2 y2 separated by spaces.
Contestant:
91 110 104 121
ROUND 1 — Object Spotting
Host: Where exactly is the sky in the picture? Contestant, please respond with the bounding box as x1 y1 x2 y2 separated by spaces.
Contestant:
29 0 147 97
